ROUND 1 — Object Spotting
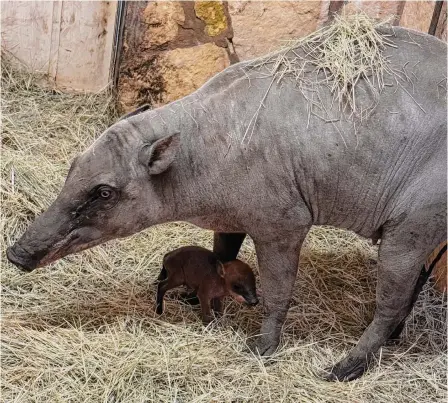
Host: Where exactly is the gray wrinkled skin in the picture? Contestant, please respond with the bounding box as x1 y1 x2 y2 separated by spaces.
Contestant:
7 27 447 381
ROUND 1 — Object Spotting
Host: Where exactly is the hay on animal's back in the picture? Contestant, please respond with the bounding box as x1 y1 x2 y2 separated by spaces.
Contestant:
245 12 396 121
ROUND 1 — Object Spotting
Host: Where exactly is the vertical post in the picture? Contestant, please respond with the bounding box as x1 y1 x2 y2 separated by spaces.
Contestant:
429 0 444 36
111 0 127 90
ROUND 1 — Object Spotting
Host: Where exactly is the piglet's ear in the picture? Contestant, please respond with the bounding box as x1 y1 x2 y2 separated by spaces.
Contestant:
217 262 226 278
138 132 180 175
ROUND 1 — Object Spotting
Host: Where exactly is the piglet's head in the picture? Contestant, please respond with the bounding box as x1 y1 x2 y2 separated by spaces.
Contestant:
218 260 259 306
7 111 181 272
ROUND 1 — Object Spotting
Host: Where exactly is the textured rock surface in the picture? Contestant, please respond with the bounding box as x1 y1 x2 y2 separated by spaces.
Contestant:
118 42 229 112
436 8 447 41
400 1 434 33
142 1 185 47
342 1 402 22
435 1 447 41
195 1 228 37
159 43 230 105
229 1 322 60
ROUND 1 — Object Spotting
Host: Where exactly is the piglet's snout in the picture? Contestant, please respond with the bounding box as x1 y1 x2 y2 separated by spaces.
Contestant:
233 294 258 306
245 294 259 306
234 295 246 304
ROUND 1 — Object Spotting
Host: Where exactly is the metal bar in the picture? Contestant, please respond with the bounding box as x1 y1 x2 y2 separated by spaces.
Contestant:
111 0 127 90
429 0 444 36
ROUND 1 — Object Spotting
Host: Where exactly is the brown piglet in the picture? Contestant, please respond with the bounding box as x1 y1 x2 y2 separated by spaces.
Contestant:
156 246 258 324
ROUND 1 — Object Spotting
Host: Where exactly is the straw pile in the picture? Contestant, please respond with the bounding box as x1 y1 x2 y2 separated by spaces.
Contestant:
1 58 446 402
245 12 395 122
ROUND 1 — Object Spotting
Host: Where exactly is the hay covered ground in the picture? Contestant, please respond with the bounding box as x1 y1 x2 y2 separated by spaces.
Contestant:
1 60 446 402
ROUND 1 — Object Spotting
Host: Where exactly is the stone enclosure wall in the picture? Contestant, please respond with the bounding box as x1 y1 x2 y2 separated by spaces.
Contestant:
117 0 447 112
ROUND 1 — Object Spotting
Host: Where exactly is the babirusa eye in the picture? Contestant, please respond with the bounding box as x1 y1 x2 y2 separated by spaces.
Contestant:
97 186 114 200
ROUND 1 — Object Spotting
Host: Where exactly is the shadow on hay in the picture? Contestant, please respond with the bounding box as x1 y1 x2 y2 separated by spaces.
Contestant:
3 228 445 357
4 248 375 333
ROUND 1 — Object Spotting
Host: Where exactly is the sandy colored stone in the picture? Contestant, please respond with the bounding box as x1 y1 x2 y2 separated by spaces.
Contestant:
118 83 138 113
119 43 231 112
435 1 447 41
342 1 402 22
159 43 230 104
143 1 185 47
195 1 228 37
399 1 434 33
229 1 322 60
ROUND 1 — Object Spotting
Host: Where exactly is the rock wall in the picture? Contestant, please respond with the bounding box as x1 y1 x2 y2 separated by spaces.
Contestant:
228 1 323 60
400 0 435 33
117 0 324 112
118 1 234 111
436 1 447 41
117 1 445 111
341 1 404 23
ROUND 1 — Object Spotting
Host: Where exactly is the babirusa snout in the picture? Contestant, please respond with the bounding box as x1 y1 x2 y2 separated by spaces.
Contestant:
6 201 73 271
6 243 38 272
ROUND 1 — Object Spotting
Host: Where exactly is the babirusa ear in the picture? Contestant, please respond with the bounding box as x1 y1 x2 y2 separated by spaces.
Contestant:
217 262 226 278
138 133 180 175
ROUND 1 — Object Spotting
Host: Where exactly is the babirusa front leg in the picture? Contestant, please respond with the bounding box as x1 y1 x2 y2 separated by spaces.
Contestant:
250 235 306 356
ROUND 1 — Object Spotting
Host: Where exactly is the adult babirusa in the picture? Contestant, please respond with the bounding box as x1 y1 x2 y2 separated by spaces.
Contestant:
7 25 447 381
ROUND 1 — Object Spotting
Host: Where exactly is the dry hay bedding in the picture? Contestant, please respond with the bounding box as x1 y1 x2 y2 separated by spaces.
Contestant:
1 25 447 403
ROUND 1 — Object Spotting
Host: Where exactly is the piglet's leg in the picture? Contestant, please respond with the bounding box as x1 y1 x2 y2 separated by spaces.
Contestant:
156 276 183 315
156 280 169 315
197 290 213 325
157 265 168 282
251 235 306 356
211 298 222 316
179 290 200 306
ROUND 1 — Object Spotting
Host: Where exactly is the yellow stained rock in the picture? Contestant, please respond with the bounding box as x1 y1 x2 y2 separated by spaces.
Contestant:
195 1 227 37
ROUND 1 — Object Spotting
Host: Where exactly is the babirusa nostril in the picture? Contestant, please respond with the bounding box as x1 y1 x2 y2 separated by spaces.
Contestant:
6 244 36 272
